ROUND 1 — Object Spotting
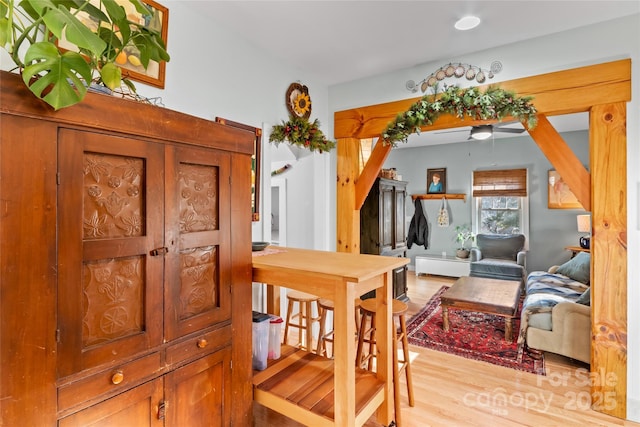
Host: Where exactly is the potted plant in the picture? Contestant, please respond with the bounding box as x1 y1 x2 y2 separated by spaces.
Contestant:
454 224 475 259
0 0 170 110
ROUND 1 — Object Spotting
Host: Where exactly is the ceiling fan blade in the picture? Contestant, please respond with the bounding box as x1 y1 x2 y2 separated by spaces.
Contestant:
434 128 470 134
494 127 525 134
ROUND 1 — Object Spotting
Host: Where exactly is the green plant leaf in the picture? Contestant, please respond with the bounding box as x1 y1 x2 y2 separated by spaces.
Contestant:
128 0 152 16
22 41 92 109
40 4 106 57
0 17 11 49
99 61 121 89
100 0 126 22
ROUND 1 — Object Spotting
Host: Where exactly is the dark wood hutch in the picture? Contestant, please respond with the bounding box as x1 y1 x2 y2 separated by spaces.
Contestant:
0 71 254 426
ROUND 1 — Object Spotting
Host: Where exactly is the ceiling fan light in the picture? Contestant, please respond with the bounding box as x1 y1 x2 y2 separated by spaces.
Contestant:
455 15 481 31
470 125 493 140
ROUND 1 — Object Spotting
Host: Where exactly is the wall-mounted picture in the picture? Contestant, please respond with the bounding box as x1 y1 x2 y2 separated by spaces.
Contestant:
427 168 446 194
548 170 584 209
57 0 169 88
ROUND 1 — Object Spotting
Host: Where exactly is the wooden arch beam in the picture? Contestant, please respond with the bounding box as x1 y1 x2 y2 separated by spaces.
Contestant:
335 58 631 419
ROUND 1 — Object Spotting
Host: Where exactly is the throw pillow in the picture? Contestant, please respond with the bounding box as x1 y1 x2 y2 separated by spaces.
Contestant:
556 252 591 284
576 287 591 306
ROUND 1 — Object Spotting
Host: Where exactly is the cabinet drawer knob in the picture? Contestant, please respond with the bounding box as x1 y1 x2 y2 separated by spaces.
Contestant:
197 338 208 349
111 370 124 385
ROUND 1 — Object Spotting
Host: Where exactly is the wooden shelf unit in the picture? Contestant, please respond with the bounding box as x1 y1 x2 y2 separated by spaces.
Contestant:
253 347 384 427
411 193 466 202
252 246 409 426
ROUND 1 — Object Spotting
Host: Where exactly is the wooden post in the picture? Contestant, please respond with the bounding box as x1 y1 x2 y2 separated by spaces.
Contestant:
590 102 627 418
336 138 361 253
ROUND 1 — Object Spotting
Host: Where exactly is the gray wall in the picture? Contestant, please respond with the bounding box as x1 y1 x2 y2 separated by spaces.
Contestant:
385 130 590 272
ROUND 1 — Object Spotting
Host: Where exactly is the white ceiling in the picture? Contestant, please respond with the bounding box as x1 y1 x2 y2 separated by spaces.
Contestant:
190 1 638 147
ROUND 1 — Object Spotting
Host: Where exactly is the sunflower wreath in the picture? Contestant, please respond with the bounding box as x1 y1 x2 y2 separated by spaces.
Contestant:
269 115 336 154
382 85 538 147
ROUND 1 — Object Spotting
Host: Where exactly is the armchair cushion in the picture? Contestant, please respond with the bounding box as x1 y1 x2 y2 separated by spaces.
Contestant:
474 234 525 261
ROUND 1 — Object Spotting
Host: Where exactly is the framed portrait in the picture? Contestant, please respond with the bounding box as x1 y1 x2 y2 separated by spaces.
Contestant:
548 170 584 209
427 168 446 194
57 0 169 88
215 117 262 222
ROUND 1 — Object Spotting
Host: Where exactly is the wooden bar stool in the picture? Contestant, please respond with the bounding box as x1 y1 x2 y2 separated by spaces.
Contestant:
316 298 363 358
355 298 415 426
282 290 320 352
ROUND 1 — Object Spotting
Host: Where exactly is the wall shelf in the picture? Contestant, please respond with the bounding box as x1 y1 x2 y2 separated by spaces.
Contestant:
411 193 466 202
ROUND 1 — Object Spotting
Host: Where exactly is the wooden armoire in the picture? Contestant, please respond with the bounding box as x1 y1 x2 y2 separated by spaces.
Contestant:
360 177 408 301
0 71 254 426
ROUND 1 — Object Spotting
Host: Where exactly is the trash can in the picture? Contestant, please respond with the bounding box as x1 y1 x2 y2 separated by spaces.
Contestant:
252 311 270 370
268 315 283 360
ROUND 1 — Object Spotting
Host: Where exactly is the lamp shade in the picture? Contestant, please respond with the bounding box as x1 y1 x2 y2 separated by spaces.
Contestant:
577 214 591 233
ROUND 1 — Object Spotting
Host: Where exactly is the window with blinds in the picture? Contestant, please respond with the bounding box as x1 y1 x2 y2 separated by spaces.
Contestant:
472 168 529 239
472 168 527 197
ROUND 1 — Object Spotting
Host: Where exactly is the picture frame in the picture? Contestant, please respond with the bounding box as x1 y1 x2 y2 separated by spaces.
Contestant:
57 0 169 88
548 170 584 209
427 168 447 194
215 117 262 222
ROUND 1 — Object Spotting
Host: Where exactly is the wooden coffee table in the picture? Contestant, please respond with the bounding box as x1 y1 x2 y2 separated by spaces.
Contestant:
440 276 521 341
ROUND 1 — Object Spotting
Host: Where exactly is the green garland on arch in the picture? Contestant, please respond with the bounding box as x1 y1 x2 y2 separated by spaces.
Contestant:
382 85 538 147
269 115 336 154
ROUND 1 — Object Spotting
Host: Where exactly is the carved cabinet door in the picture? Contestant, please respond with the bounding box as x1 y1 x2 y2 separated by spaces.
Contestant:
57 129 165 377
163 145 232 341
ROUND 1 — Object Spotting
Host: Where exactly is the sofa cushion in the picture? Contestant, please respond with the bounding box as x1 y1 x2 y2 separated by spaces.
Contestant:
523 271 588 330
576 287 591 306
470 259 524 280
555 252 591 284
476 234 525 260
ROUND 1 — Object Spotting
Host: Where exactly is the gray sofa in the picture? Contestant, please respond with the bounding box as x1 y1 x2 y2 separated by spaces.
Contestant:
517 253 591 364
469 234 527 286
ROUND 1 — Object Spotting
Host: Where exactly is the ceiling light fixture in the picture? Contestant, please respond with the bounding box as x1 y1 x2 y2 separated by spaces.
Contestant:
455 15 481 31
470 125 492 140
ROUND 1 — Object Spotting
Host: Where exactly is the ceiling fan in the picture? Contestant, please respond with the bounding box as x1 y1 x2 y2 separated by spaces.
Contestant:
436 123 526 140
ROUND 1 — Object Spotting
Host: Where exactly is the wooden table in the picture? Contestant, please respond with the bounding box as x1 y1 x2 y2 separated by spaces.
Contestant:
252 246 408 427
440 276 521 342
565 245 591 258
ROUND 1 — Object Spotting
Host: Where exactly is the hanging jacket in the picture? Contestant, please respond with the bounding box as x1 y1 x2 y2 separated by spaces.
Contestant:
407 198 429 249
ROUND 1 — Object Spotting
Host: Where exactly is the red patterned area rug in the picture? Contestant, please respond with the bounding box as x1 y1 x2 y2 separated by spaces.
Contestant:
406 286 545 375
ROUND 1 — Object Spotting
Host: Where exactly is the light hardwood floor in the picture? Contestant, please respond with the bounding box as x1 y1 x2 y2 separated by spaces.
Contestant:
253 273 638 426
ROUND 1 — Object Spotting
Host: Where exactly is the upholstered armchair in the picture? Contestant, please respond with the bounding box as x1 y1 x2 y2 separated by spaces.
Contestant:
469 234 527 285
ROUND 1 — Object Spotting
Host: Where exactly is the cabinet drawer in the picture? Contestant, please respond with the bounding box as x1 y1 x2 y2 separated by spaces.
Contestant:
58 352 162 412
165 324 232 368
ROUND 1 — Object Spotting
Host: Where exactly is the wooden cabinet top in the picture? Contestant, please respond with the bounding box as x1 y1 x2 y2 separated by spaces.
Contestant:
0 71 254 155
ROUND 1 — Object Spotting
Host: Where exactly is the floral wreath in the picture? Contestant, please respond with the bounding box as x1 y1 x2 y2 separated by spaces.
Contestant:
269 114 336 154
270 82 336 154
382 85 538 147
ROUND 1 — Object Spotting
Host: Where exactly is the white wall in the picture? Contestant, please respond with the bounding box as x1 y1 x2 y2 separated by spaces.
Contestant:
328 14 640 421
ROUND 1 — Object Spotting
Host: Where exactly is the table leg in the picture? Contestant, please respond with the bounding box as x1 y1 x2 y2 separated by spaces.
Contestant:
505 317 513 342
442 306 450 331
266 284 280 316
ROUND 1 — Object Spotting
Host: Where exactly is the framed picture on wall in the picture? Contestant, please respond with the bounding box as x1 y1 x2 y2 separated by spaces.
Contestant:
427 168 446 194
56 0 169 88
548 170 584 209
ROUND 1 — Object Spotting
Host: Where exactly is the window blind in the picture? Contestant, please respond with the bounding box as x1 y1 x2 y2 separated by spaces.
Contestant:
472 168 527 197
